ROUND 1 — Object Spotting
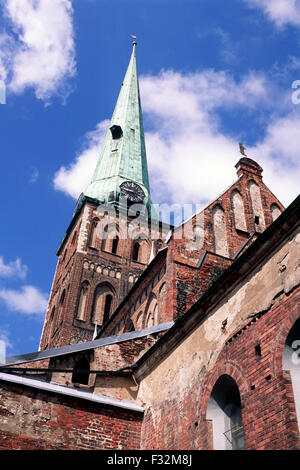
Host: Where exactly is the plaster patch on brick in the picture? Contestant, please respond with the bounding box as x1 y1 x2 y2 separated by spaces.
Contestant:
77 204 91 253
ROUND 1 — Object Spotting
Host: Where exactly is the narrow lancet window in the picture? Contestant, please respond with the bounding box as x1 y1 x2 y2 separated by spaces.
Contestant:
212 205 229 257
249 181 265 231
232 190 247 232
271 203 281 222
206 375 245 450
77 282 89 321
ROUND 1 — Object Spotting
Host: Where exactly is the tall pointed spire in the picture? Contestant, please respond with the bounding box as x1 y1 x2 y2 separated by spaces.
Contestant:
84 41 154 217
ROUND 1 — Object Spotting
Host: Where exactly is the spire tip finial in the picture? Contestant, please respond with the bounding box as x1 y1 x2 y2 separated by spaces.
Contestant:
131 34 137 46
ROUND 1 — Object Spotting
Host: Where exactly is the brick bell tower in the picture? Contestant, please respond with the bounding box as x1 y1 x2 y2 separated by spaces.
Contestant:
39 41 166 350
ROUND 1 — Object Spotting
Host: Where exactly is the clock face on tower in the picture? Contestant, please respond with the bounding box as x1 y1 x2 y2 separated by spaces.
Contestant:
120 181 145 203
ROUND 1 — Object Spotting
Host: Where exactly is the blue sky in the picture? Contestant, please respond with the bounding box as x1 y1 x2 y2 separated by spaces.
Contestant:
0 0 300 357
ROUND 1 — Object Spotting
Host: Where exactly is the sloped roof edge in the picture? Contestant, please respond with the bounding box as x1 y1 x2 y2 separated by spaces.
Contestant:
0 372 144 413
3 321 174 366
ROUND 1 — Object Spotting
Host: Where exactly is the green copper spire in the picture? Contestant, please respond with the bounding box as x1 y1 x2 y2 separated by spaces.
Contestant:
84 41 154 217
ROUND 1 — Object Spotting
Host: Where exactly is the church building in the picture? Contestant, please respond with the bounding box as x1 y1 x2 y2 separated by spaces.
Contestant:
0 42 299 451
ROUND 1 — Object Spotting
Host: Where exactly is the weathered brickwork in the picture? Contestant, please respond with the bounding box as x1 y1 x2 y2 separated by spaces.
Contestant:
40 201 169 350
40 157 284 354
99 158 284 339
171 158 284 269
3 40 299 451
0 382 142 450
137 210 300 450
2 157 297 451
101 252 169 337
139 287 300 450
3 330 167 407
173 254 232 321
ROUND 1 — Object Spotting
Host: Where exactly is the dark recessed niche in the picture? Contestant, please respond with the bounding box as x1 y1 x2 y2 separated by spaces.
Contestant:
255 344 262 356
110 125 123 140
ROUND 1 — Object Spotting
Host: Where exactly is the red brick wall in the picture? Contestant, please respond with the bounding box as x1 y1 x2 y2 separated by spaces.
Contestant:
40 200 166 350
172 159 284 268
140 285 300 450
103 255 169 336
174 254 232 320
0 381 142 450
40 158 284 349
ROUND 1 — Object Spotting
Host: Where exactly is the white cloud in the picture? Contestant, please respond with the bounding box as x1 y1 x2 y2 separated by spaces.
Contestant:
140 69 293 206
53 120 109 198
0 256 28 279
245 0 300 28
0 32 13 82
141 69 272 123
52 67 299 211
0 285 48 315
249 113 300 205
0 328 13 354
1 0 76 102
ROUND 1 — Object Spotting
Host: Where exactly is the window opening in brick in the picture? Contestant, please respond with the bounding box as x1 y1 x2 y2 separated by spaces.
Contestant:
133 242 140 261
112 236 119 255
206 374 244 450
283 317 300 434
72 358 90 385
255 344 262 356
103 294 113 324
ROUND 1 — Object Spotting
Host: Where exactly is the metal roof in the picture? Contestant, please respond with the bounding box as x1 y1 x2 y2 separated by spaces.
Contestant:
3 322 173 366
83 42 155 218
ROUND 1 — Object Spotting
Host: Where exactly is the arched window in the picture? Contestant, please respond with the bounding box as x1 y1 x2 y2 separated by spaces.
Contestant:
133 242 140 261
92 284 115 324
103 294 113 324
77 281 89 321
48 306 56 341
132 237 148 263
212 205 228 257
145 295 158 328
102 224 120 255
58 289 66 325
112 236 119 255
127 319 135 332
71 231 77 246
89 219 99 248
72 357 90 385
282 317 300 433
101 225 109 251
232 190 247 232
136 311 143 330
249 181 265 231
206 375 245 450
271 203 281 222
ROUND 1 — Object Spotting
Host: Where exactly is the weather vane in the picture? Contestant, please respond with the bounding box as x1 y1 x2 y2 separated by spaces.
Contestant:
239 142 247 156
131 34 137 45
